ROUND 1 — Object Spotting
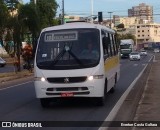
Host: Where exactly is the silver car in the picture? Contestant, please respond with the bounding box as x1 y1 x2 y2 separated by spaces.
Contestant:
140 50 147 56
0 57 6 67
129 52 141 61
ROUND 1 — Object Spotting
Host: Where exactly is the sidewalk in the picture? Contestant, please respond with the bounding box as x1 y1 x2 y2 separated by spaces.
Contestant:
132 53 160 129
0 70 33 87
104 52 160 130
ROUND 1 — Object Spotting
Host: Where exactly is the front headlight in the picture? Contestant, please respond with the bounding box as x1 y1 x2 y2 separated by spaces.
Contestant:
34 77 46 82
88 75 104 81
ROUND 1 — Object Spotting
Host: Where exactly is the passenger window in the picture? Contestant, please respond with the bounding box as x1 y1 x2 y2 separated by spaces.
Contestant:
110 34 117 56
111 34 116 55
108 33 113 57
102 32 111 58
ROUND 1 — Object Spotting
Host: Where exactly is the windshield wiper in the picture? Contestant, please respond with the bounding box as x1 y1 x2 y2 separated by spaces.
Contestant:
50 44 84 67
68 50 84 66
50 49 66 66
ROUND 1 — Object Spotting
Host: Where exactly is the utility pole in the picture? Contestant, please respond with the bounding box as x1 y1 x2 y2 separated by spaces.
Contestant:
91 0 93 23
108 12 113 28
62 0 64 24
34 0 36 4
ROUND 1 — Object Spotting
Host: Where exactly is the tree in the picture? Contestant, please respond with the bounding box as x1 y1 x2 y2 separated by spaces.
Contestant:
4 0 23 71
18 0 58 57
36 0 58 28
116 23 124 28
0 0 9 46
116 33 136 45
22 43 33 72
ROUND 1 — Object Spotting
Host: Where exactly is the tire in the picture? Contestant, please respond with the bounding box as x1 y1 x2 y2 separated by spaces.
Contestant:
95 97 105 106
40 98 50 108
1 64 4 67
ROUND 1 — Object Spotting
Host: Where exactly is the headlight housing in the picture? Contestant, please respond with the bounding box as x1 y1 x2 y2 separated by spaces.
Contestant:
34 77 46 82
88 75 104 81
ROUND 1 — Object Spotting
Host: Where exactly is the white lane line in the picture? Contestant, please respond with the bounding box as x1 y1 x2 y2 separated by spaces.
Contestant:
153 55 157 62
0 81 33 91
98 56 153 130
133 64 138 66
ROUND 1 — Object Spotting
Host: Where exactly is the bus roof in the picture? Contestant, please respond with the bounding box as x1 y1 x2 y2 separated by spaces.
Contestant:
41 22 115 34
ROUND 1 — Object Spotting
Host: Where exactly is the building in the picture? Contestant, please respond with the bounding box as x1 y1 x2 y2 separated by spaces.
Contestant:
113 16 140 28
64 16 84 23
128 23 160 49
128 3 153 23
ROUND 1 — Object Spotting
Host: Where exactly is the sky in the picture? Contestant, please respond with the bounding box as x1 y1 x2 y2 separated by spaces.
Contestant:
23 0 160 23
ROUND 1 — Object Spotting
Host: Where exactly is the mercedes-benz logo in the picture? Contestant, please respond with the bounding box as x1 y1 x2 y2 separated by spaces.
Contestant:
64 77 69 83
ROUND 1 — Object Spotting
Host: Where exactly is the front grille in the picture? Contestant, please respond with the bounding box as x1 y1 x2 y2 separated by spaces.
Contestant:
47 87 88 92
47 76 87 83
46 92 90 96
46 87 89 96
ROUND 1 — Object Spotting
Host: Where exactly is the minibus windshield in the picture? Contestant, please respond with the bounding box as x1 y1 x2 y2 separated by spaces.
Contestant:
36 28 100 70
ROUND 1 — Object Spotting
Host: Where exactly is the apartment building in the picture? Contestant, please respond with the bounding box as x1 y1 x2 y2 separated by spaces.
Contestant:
128 3 153 23
128 23 160 49
64 16 84 23
113 16 140 28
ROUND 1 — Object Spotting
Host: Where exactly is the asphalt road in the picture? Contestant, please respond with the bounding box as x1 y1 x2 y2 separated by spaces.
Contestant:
0 64 15 73
0 64 25 73
0 53 153 130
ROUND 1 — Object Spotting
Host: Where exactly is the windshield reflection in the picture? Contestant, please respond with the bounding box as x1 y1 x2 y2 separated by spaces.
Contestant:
36 28 100 70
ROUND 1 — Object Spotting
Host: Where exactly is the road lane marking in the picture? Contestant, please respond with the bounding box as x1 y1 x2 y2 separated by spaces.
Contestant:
0 81 33 91
98 56 153 130
133 64 138 66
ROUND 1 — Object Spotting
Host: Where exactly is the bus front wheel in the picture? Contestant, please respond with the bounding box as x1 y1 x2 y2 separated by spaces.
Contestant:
95 79 107 106
40 98 50 108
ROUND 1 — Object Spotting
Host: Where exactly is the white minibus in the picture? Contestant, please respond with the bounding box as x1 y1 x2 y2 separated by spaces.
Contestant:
34 22 120 107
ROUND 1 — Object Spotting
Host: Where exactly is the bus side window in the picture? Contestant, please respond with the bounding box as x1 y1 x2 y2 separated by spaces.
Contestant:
102 36 109 58
107 33 112 57
111 34 116 55
109 34 116 56
115 35 119 54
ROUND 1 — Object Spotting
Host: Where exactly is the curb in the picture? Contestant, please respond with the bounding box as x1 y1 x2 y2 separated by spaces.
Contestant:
0 72 33 83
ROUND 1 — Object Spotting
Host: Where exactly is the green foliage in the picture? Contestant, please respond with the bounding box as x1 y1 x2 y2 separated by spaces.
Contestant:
116 33 136 45
0 0 9 41
1 0 59 61
116 23 124 28
5 30 12 41
36 0 58 29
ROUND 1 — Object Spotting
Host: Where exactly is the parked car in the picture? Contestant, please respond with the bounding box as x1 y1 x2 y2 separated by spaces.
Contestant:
129 52 141 61
154 48 160 53
0 57 6 67
140 50 147 56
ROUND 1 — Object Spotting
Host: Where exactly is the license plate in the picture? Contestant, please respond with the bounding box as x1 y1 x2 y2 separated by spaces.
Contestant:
61 92 74 97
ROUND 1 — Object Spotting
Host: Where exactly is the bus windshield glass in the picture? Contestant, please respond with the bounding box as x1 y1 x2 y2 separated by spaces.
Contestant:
36 28 100 70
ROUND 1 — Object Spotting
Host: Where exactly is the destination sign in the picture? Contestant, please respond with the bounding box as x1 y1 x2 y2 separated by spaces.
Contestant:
44 31 78 42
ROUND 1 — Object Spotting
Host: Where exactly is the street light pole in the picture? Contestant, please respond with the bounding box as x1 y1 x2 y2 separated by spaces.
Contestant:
62 0 64 24
34 0 36 4
91 0 93 23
